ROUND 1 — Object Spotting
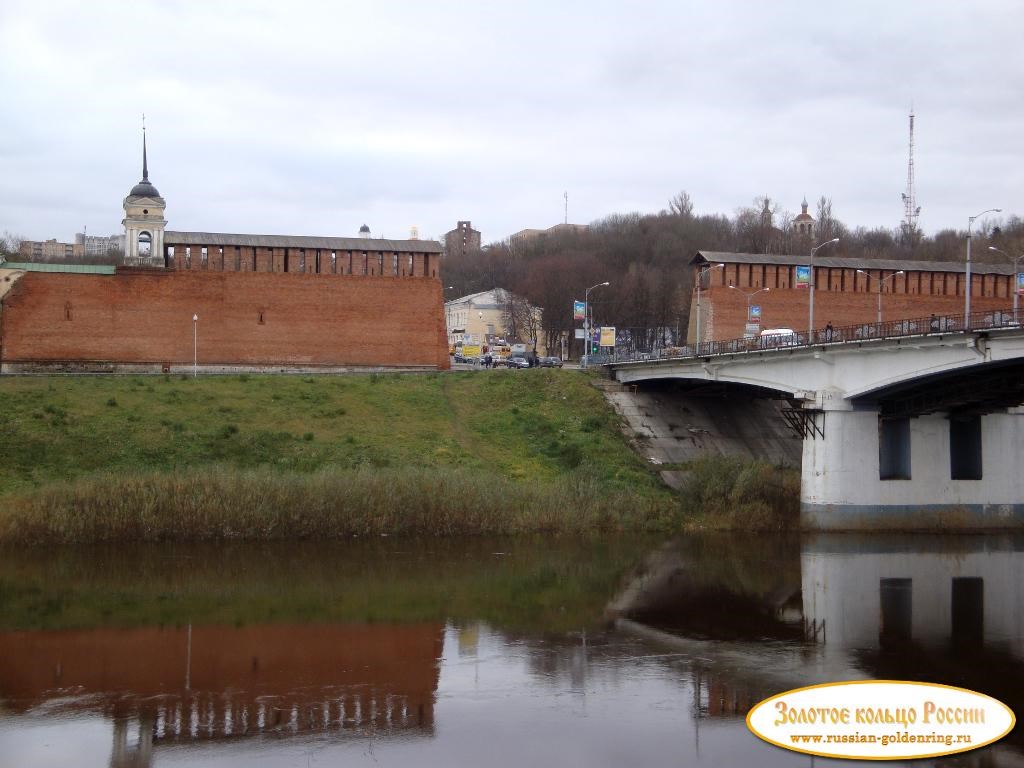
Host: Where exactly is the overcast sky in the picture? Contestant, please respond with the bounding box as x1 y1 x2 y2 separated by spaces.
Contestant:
1 1 1021 245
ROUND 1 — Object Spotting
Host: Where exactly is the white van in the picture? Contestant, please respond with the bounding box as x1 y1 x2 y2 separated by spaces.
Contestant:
759 328 797 347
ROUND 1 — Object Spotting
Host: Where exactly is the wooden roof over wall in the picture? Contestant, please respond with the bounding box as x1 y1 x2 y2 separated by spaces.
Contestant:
165 231 443 253
693 250 1016 276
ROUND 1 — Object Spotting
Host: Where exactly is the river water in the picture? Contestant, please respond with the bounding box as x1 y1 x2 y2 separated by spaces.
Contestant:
0 533 1021 767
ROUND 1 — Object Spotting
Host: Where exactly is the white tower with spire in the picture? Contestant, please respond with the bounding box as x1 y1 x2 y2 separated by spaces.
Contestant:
122 119 167 267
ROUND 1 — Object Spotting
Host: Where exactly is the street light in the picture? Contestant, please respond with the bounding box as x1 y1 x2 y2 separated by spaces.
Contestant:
989 246 1023 323
192 314 198 378
728 285 769 335
808 238 840 343
856 269 905 323
965 208 1001 319
583 281 610 366
695 263 725 345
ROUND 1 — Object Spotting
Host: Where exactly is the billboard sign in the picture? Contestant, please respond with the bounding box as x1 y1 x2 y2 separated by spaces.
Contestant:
599 326 616 347
749 304 762 323
574 328 585 339
573 300 586 320
1018 272 1024 295
795 266 811 289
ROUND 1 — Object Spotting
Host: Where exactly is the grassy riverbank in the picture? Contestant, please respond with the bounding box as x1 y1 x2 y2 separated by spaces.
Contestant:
0 371 678 541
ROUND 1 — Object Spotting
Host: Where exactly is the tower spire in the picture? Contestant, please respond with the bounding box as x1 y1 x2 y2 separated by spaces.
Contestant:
142 113 149 181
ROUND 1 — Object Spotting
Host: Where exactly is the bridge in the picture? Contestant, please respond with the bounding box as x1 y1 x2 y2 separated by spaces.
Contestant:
604 309 1024 529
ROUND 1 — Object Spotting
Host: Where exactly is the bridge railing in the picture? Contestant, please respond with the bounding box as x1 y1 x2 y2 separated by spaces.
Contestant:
607 308 1020 365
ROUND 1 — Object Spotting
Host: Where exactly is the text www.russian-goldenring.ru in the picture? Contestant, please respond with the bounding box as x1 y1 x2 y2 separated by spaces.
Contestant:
789 732 973 747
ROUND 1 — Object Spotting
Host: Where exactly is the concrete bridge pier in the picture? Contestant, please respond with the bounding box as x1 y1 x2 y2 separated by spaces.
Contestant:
801 403 1024 530
608 321 1024 529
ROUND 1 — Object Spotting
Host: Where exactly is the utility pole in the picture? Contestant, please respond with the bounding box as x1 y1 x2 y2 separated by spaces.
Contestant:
564 191 568 225
965 209 1000 319
808 239 840 344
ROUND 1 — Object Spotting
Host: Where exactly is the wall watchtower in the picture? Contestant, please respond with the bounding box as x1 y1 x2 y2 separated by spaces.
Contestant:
122 126 167 267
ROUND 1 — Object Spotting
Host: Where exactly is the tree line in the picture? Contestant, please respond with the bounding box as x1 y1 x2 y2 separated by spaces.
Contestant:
442 193 1024 354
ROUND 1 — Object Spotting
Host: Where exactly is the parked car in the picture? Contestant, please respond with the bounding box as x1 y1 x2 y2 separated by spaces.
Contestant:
539 356 563 368
491 355 508 367
507 356 530 369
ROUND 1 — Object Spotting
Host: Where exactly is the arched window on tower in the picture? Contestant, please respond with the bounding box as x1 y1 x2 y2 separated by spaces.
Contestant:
138 231 152 258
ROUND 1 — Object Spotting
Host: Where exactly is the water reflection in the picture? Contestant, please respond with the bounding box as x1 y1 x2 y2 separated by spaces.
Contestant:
0 623 441 751
0 534 1022 767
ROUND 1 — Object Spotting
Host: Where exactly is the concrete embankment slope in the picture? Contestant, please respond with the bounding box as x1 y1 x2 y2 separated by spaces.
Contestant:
592 378 802 488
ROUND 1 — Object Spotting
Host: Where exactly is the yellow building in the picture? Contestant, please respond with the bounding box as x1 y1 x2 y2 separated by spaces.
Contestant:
444 289 547 356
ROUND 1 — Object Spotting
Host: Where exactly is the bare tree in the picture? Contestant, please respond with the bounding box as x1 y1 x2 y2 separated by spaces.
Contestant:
0 231 24 258
814 196 848 243
735 196 781 254
667 190 694 218
500 289 543 352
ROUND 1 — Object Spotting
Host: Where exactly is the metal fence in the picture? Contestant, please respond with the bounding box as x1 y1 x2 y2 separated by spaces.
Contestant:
607 308 1021 365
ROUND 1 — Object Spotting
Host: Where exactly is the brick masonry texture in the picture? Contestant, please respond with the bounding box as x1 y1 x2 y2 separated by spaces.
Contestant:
0 271 450 370
694 262 1018 341
700 286 1012 341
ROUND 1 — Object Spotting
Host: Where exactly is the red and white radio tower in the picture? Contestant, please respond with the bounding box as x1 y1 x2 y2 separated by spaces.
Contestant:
900 109 921 245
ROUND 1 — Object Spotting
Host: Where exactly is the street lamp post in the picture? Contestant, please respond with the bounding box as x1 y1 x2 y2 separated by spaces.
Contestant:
583 281 610 367
965 208 1001 320
727 285 769 335
988 246 1022 324
192 314 198 378
855 269 905 324
808 238 840 344
695 263 725 347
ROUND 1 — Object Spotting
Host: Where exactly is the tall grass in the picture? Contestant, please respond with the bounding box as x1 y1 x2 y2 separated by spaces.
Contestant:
0 465 672 544
677 455 800 530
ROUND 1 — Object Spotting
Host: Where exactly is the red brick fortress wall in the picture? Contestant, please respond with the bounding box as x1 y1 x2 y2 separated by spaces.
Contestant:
692 261 1018 342
0 271 450 370
699 287 1010 342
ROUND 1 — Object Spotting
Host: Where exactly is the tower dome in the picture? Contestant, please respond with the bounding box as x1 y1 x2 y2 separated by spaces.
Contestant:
128 178 161 199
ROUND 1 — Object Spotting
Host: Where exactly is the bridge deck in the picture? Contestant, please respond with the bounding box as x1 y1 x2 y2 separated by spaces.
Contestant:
604 308 1019 367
